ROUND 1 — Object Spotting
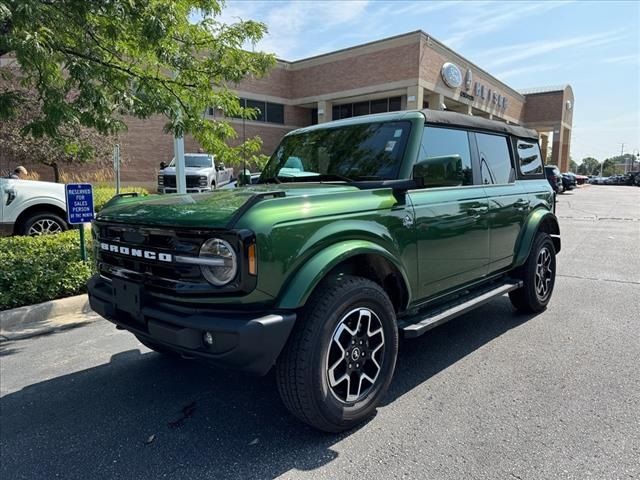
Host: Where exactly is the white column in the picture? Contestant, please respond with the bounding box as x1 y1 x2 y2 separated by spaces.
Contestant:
426 92 444 110
406 86 424 110
317 100 332 124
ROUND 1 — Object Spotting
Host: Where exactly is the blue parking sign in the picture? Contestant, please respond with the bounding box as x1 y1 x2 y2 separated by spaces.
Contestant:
65 183 95 224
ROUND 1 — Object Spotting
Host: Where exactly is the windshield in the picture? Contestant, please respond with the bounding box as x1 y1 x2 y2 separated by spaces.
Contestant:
260 121 411 183
169 155 212 168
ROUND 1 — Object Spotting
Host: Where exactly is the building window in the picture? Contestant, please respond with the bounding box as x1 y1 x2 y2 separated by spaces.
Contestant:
331 96 403 120
246 99 265 122
353 101 370 117
225 98 285 124
419 126 473 187
370 98 388 114
389 96 402 112
477 133 513 184
266 102 284 124
515 139 543 175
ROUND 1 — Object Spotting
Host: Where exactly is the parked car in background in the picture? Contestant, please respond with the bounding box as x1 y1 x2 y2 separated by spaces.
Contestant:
561 172 577 191
574 174 588 185
158 153 234 193
545 165 563 193
626 171 640 186
0 178 68 236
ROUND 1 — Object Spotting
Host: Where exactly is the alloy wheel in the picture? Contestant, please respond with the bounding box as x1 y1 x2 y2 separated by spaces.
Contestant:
535 246 553 301
28 218 63 235
326 307 385 403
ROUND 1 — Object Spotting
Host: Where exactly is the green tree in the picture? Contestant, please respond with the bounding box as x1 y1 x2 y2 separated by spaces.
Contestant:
600 154 633 177
569 158 578 173
0 0 275 169
577 157 600 176
0 78 114 181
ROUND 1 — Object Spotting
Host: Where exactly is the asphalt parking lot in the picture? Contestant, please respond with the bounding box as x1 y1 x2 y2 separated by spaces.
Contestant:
1 185 638 480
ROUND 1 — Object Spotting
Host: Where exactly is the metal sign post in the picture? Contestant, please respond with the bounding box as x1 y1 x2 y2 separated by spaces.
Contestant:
113 144 121 195
65 183 95 261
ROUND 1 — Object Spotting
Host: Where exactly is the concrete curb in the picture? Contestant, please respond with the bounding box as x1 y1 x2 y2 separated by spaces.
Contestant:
0 294 100 341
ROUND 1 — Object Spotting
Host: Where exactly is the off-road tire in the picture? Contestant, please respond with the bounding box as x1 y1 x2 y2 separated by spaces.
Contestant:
21 212 67 236
276 275 398 432
509 232 557 313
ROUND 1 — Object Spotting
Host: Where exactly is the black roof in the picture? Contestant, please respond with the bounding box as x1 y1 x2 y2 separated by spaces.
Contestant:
421 109 539 140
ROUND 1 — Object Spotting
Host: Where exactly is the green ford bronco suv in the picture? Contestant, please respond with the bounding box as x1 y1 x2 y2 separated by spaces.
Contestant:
88 109 560 432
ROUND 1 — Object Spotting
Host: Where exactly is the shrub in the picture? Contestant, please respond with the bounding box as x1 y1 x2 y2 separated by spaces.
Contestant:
0 230 94 311
94 185 149 211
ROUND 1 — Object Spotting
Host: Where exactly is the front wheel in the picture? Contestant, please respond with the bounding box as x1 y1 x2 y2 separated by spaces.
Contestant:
509 232 557 313
276 275 398 432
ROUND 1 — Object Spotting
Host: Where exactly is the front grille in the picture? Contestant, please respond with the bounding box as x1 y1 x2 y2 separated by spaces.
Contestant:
94 223 209 293
162 175 205 188
93 222 255 296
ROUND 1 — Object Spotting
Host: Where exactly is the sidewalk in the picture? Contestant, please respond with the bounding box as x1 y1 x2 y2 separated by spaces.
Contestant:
0 294 100 341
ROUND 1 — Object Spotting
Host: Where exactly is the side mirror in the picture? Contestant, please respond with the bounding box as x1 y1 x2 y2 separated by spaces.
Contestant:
413 154 463 188
159 161 167 170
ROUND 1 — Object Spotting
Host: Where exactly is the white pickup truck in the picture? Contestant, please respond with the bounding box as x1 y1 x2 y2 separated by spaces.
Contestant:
0 178 68 236
157 153 234 193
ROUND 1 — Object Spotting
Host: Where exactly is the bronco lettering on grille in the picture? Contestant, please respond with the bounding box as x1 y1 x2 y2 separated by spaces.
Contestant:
100 242 173 262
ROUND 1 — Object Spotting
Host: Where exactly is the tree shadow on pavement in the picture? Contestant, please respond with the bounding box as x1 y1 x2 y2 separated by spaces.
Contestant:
0 297 539 480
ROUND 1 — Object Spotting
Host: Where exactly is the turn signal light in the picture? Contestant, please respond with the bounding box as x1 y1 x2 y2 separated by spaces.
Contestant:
248 243 257 275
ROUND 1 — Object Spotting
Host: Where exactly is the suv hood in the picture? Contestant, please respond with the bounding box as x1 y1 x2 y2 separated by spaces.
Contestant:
96 184 359 229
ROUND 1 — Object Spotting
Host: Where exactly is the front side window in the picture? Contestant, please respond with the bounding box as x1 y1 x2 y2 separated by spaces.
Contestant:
477 133 513 184
417 126 473 187
516 139 543 175
260 121 411 182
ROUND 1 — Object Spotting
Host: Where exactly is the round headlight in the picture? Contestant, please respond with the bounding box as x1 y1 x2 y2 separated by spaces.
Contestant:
199 238 237 286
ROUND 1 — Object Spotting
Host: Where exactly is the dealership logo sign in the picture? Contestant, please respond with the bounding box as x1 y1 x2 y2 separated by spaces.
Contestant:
441 63 507 110
441 62 463 88
474 82 508 110
100 242 173 262
464 69 473 91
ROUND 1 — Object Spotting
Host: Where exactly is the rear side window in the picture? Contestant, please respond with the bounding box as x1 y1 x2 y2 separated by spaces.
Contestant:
477 133 513 184
418 126 473 187
516 139 543 175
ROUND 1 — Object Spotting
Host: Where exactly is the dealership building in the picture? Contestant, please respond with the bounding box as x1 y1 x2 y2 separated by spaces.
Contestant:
2 30 575 181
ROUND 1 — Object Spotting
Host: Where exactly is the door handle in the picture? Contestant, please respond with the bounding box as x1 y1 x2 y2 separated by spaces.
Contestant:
468 206 488 216
514 199 530 211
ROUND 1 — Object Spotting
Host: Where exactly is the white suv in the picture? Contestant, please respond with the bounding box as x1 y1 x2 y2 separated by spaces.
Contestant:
0 178 68 236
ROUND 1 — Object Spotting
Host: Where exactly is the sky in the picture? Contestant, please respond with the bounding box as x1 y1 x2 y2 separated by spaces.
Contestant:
214 0 640 163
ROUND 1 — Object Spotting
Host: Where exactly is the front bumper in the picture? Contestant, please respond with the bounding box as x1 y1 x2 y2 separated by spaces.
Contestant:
88 275 296 375
157 187 212 194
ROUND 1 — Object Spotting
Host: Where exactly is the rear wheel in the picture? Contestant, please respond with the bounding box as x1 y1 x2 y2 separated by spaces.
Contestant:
276 275 398 432
21 212 67 236
509 232 557 313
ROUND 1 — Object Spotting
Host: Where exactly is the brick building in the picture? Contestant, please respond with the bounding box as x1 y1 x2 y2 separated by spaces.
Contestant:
2 30 574 183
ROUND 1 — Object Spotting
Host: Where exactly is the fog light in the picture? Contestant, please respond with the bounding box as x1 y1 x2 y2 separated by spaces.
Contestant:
203 331 214 346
